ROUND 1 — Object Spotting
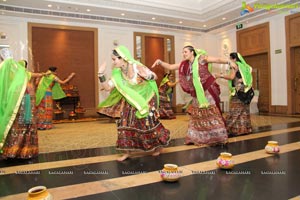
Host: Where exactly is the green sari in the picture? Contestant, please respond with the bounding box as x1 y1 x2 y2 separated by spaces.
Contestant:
0 58 28 149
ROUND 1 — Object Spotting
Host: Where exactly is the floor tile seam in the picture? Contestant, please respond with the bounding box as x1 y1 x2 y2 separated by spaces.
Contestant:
4 142 300 200
1 127 300 174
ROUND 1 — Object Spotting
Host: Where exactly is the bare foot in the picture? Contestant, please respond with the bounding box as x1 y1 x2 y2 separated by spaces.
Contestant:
152 148 163 156
117 154 130 162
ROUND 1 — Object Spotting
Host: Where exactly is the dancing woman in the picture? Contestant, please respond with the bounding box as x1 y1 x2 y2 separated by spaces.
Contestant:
152 45 233 146
98 45 170 161
215 52 253 136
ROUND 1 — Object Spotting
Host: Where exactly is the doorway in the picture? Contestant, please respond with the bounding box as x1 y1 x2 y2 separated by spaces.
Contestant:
291 46 300 113
134 32 176 107
244 53 270 113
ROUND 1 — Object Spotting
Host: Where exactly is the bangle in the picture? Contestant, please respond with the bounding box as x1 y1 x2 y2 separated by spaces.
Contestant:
157 60 162 65
99 75 106 82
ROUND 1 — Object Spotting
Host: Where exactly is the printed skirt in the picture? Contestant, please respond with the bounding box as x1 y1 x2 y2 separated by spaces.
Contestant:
226 96 252 136
185 98 228 145
36 91 53 130
2 83 38 159
116 97 171 152
158 91 176 119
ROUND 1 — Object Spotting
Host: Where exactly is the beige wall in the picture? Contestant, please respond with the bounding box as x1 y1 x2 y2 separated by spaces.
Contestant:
0 9 298 108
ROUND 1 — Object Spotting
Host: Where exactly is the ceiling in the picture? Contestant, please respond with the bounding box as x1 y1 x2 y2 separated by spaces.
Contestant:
0 0 299 33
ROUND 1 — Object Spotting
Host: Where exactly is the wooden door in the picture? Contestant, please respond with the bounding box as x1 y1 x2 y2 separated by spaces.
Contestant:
244 53 269 113
144 36 165 85
293 47 300 113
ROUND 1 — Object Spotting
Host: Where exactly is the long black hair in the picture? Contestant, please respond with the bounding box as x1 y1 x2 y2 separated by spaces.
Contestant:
48 66 57 72
112 50 122 59
229 52 242 62
183 45 197 57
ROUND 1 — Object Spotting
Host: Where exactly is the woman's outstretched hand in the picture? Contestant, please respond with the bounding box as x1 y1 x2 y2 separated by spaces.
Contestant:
151 59 162 68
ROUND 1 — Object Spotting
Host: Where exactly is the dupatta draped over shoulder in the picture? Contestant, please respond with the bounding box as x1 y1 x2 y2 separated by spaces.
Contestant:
228 53 253 95
98 45 158 119
35 71 66 106
179 49 216 108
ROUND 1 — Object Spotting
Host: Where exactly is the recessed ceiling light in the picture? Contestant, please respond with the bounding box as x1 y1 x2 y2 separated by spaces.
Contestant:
203 24 207 27
86 9 91 12
179 21 183 24
152 17 156 20
48 4 52 8
222 17 226 20
121 13 125 16
3 0 7 2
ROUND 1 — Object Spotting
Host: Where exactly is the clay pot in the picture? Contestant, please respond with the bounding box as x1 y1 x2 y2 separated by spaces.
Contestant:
27 186 52 200
216 152 235 169
160 164 182 182
265 141 280 154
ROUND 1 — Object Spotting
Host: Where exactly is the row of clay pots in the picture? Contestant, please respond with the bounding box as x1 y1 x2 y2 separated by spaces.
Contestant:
27 141 280 199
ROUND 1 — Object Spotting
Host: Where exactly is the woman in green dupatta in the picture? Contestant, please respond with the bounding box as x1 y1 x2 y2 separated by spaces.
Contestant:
36 67 75 130
214 52 253 136
0 48 47 159
158 73 178 119
152 45 233 146
97 45 170 161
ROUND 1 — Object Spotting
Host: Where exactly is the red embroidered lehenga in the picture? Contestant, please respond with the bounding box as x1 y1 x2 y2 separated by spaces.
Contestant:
158 80 176 119
179 60 228 145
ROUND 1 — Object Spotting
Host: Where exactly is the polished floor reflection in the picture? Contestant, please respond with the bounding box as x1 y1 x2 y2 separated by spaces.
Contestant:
1 115 300 200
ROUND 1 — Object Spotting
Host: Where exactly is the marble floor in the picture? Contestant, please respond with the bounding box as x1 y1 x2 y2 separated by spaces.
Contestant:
1 114 300 200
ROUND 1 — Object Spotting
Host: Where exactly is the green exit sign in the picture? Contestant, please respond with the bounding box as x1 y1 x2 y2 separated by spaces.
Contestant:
236 23 243 30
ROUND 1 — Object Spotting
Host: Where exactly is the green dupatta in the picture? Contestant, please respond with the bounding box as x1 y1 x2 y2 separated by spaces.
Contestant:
35 71 66 106
98 45 159 119
160 75 172 94
192 49 211 108
228 53 253 95
0 58 28 149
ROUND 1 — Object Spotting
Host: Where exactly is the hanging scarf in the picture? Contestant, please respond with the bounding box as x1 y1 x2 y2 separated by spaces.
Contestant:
228 53 253 95
192 49 210 108
98 45 159 119
160 75 172 94
35 71 66 106
0 58 28 149
179 48 212 108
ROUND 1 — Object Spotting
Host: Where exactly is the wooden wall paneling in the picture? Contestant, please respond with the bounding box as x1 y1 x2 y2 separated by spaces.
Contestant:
288 13 300 46
28 23 98 117
286 12 300 114
237 22 271 113
237 22 270 56
244 53 270 113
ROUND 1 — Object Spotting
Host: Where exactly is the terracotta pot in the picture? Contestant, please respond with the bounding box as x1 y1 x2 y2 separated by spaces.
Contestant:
160 164 182 182
216 152 234 169
265 141 280 154
28 186 52 200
